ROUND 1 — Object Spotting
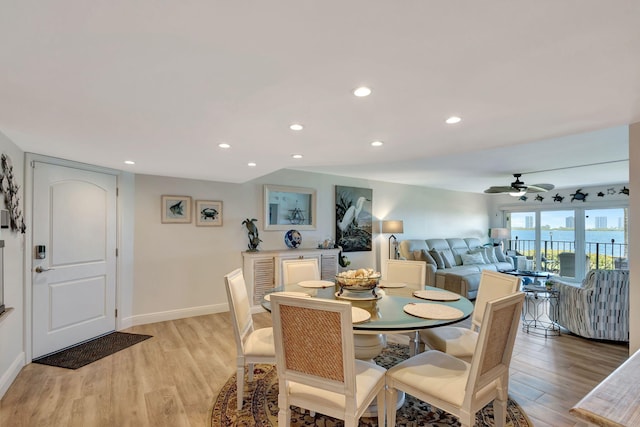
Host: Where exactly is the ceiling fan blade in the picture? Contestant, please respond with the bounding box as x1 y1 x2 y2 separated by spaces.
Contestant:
484 186 516 194
525 183 555 193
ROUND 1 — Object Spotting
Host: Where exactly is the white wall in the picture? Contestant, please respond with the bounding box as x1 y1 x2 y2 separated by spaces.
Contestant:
131 169 492 322
630 122 639 354
0 132 25 398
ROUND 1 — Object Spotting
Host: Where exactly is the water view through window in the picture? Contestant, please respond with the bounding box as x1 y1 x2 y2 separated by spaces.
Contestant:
508 208 627 277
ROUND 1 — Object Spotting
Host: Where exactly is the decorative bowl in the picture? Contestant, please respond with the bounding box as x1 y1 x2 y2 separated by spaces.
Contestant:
335 273 381 293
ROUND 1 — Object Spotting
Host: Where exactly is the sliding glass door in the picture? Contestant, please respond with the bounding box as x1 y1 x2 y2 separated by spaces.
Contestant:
505 206 628 280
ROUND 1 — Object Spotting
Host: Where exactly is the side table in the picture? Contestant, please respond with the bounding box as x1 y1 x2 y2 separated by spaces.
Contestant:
521 284 560 337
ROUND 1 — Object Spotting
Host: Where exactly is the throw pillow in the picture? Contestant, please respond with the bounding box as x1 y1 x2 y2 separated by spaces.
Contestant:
485 247 499 264
460 252 485 265
469 247 490 264
415 249 437 265
429 250 445 269
494 246 508 262
439 250 456 268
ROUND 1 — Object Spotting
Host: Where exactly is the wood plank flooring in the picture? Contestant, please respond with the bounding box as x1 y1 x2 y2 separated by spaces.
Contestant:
0 311 629 426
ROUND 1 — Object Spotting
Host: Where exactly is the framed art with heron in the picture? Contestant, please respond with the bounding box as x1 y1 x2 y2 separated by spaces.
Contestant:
335 185 372 252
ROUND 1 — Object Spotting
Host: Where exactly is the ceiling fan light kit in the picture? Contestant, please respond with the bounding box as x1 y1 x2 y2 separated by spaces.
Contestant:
484 173 554 195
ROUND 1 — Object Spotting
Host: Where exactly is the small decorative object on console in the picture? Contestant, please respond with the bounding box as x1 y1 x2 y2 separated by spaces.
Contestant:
242 218 262 252
284 229 302 248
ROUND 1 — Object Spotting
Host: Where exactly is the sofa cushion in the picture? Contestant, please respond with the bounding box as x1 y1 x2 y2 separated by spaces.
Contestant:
460 252 485 266
429 250 445 269
440 250 456 268
484 247 499 263
447 238 470 265
468 247 490 264
494 247 507 262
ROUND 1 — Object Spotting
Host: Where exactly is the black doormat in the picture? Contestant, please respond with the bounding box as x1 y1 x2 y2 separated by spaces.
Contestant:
33 332 152 370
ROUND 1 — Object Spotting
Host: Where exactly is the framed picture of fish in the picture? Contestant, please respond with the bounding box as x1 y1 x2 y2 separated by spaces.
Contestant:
195 200 223 227
161 195 192 223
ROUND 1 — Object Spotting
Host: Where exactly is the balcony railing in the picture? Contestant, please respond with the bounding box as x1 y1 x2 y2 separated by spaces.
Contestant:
506 237 628 272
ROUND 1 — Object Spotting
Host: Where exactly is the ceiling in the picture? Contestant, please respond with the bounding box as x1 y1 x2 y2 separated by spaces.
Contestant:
0 1 638 194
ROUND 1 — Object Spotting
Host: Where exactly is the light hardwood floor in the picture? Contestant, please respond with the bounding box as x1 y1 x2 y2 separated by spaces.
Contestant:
0 311 629 426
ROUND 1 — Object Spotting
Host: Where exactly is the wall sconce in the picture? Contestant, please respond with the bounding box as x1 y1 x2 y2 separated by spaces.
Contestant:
382 220 404 259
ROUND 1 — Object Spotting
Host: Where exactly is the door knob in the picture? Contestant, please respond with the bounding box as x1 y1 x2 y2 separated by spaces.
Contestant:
35 266 54 273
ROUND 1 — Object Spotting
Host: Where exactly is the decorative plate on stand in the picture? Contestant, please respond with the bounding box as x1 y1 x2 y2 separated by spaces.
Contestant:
284 229 302 248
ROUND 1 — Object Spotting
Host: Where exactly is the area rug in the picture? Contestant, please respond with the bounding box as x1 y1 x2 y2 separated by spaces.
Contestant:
33 332 152 369
211 343 532 426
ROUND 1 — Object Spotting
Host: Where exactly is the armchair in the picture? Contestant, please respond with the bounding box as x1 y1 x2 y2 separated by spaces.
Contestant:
548 269 629 341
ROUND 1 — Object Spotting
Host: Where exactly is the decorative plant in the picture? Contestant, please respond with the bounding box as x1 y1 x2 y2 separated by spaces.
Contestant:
242 218 262 251
0 154 26 233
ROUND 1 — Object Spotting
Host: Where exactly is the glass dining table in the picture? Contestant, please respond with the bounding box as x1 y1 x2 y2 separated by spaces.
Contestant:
262 280 473 416
261 281 474 360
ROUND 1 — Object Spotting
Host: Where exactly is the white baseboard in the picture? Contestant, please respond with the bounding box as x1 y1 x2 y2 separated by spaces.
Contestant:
122 303 229 327
0 352 25 399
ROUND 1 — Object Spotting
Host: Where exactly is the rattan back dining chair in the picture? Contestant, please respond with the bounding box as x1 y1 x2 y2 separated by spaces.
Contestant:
224 268 276 411
419 269 520 361
387 291 525 427
281 258 320 285
270 294 386 427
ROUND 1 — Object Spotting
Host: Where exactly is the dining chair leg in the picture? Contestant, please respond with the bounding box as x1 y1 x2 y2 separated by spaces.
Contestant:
459 408 473 427
376 389 385 427
236 364 245 411
247 362 254 382
278 393 292 427
386 386 398 426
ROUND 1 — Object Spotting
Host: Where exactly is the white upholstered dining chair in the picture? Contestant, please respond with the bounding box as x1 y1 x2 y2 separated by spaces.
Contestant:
224 268 276 411
269 294 386 427
385 259 427 355
419 269 520 362
281 258 320 285
386 291 525 427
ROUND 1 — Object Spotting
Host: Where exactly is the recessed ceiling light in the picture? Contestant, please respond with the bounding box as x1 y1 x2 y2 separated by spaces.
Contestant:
218 143 231 149
445 116 462 124
289 123 304 131
292 154 303 159
124 160 135 165
248 162 257 167
371 141 384 147
353 86 372 97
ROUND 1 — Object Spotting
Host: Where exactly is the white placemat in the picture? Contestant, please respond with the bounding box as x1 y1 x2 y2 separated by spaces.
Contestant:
298 280 335 288
403 303 464 320
378 281 407 288
351 307 371 324
264 291 311 301
413 290 461 301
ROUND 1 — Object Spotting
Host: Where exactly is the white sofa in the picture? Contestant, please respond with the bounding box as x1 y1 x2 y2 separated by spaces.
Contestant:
398 238 514 299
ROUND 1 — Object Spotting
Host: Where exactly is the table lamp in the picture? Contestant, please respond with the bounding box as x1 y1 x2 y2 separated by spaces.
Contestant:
382 220 404 259
490 227 510 251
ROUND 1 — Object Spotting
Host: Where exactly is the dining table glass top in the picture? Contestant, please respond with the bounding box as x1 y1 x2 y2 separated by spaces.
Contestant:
262 283 473 332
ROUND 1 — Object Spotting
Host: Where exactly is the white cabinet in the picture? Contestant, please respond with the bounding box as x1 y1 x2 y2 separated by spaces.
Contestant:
242 248 339 306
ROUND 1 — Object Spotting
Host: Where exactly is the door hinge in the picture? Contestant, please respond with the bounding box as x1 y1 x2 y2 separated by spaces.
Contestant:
115 309 118 318
116 187 119 197
115 248 118 257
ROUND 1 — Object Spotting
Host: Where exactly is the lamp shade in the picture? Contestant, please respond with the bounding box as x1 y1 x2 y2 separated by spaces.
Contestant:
382 220 403 234
490 228 509 239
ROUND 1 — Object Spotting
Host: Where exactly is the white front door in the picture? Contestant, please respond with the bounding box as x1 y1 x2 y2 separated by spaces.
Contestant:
32 162 117 359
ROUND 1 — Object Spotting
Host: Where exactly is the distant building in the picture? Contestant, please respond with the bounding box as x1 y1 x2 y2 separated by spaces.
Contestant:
525 216 534 228
595 216 607 228
566 217 575 228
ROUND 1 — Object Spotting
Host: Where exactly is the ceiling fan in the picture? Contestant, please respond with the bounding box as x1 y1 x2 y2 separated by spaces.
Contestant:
484 173 555 195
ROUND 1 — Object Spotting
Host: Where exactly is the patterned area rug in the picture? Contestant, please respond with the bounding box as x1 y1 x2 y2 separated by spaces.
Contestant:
211 343 532 426
33 332 152 369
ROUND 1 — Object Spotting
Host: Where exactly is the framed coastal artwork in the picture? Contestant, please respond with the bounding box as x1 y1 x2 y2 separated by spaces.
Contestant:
335 186 372 252
161 195 192 223
195 200 223 226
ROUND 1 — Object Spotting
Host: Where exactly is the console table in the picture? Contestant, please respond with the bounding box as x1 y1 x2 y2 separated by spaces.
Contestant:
242 248 339 307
